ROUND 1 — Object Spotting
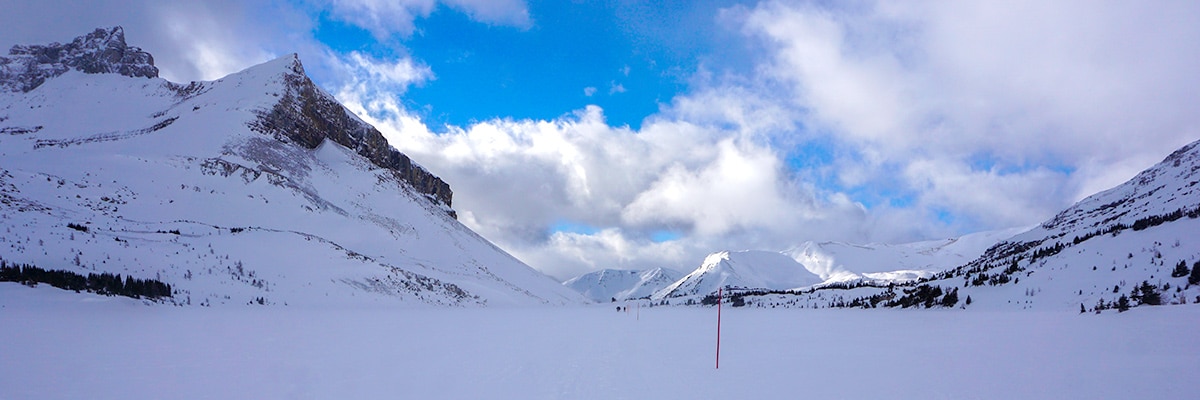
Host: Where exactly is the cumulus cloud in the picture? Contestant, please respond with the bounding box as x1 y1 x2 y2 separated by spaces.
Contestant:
735 0 1200 230
331 51 433 93
324 0 530 40
148 2 286 81
335 74 879 278
621 139 788 236
325 0 435 39
608 81 626 95
443 0 532 28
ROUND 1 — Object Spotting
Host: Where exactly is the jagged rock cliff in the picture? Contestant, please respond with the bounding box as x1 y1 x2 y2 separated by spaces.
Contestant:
247 55 454 211
0 26 157 93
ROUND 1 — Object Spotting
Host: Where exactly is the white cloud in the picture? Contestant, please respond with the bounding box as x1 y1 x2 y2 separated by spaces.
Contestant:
620 139 789 236
903 159 1074 228
583 86 597 97
609 81 626 94
326 0 436 39
335 51 433 91
514 228 692 280
443 0 532 28
150 2 281 81
334 70 882 278
734 0 1200 229
324 0 530 40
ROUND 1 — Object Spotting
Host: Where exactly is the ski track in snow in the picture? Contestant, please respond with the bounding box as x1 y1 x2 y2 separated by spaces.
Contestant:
1 284 1197 399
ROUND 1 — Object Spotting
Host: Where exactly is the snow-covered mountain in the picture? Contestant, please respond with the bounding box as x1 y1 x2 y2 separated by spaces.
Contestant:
726 139 1200 311
785 227 1029 285
0 27 584 306
935 137 1200 310
652 250 823 300
562 267 681 302
646 230 1020 302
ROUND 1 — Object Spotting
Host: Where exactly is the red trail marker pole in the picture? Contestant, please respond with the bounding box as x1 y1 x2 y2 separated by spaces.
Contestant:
716 287 722 370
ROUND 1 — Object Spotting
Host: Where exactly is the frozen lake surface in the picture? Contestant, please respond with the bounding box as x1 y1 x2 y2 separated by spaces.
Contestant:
2 285 1197 399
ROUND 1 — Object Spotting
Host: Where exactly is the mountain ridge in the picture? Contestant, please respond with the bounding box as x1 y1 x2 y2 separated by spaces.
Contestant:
652 250 823 300
562 267 682 302
0 26 156 93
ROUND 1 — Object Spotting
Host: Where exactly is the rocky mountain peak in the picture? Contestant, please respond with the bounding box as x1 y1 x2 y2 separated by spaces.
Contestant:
247 54 454 211
0 26 157 93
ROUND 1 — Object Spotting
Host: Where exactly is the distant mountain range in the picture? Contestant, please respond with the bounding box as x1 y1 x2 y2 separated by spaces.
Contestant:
563 140 1200 312
562 267 682 302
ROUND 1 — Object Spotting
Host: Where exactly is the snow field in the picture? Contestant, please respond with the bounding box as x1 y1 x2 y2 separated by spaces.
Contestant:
2 286 1196 399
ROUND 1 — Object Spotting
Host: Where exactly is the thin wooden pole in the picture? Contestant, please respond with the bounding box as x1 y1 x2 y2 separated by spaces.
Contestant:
716 287 722 369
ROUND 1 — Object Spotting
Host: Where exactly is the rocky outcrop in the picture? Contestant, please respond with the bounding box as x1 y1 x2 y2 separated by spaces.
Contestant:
0 26 157 93
248 55 454 212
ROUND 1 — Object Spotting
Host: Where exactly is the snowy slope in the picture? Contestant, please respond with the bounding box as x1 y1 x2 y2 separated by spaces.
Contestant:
0 28 584 307
730 139 1200 311
785 227 1029 284
562 267 682 302
938 138 1200 310
653 250 823 300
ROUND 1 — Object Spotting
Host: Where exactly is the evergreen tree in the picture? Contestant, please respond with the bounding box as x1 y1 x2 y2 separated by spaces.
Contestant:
964 295 972 306
1172 260 1190 277
940 288 959 308
1080 303 1086 314
1117 295 1130 312
1139 281 1161 306
1190 261 1200 286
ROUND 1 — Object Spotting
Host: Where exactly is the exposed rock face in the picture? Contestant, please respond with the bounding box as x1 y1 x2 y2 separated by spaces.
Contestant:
0 26 157 93
248 55 454 211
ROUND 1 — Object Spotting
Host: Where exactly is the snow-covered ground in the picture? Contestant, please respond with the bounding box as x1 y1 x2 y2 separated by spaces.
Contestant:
2 284 1195 399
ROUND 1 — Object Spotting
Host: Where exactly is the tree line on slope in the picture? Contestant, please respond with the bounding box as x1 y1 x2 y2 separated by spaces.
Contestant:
0 259 173 300
704 284 965 310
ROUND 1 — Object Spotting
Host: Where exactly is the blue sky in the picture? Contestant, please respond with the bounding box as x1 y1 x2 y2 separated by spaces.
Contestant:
315 0 751 130
2 0 1198 280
